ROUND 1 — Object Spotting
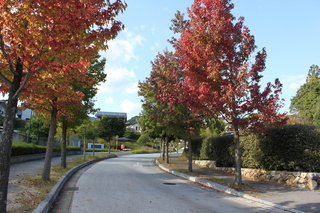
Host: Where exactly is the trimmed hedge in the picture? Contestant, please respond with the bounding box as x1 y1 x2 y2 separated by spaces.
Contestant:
200 135 234 167
182 137 204 159
11 142 81 156
243 125 320 171
198 125 320 172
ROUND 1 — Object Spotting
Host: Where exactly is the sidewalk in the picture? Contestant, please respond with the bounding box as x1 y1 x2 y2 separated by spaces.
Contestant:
161 154 320 213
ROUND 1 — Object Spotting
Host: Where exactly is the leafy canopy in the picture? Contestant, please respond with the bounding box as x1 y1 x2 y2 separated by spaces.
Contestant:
290 65 320 125
98 116 126 141
172 0 286 133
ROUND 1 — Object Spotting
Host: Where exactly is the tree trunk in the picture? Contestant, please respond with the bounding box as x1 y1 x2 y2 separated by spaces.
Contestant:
159 140 162 159
165 137 169 164
162 139 165 161
42 104 58 181
0 95 19 212
0 60 23 212
61 120 67 168
187 136 192 173
233 125 243 185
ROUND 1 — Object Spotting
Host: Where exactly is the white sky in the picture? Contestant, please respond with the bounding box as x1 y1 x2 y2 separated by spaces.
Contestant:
95 0 320 119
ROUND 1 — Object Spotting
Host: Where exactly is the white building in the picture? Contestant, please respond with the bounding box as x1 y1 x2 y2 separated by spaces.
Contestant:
127 122 141 133
17 108 33 120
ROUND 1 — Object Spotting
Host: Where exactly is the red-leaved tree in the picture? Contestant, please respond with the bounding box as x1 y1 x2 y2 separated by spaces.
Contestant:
0 0 126 210
173 0 287 185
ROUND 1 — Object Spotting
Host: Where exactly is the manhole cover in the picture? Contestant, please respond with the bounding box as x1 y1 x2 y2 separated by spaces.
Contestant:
64 187 79 191
163 183 176 185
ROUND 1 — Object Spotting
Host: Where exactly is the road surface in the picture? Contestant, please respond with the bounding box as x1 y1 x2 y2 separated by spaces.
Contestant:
70 153 288 213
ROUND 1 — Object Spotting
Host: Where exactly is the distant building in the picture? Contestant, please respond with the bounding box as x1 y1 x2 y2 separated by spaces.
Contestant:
17 108 33 120
0 100 34 120
127 122 141 133
95 111 127 122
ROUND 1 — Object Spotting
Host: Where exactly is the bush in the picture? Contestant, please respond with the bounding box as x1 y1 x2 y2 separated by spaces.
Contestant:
251 125 320 171
131 149 160 154
11 142 81 156
11 142 46 156
241 134 261 169
198 125 320 171
191 137 204 160
200 135 234 167
181 137 204 160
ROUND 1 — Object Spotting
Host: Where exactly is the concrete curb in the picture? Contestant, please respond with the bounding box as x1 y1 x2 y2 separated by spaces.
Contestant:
32 156 116 213
156 159 305 213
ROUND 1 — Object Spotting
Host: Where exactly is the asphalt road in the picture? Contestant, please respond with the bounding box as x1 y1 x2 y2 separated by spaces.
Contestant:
68 153 289 213
9 155 83 181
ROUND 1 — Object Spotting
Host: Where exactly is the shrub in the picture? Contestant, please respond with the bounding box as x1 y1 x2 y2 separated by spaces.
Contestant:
11 142 82 156
253 125 320 171
131 149 160 154
241 134 263 169
65 146 82 151
181 137 204 159
11 142 46 156
200 135 234 167
198 125 320 171
191 137 204 160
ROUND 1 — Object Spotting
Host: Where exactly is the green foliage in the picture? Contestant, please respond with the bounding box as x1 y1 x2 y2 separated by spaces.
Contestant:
137 132 151 145
251 125 320 171
75 55 107 117
85 120 102 141
99 116 125 141
131 149 160 154
14 118 27 131
200 118 226 137
23 117 49 139
199 125 320 171
12 142 46 156
240 134 261 169
200 135 234 167
11 143 81 156
123 128 140 140
190 137 204 160
290 65 320 125
122 142 140 150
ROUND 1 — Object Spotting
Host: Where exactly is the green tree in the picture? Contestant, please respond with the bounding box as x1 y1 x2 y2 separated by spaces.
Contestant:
137 132 151 146
123 128 140 140
24 116 50 144
200 118 226 138
99 116 125 152
290 65 320 125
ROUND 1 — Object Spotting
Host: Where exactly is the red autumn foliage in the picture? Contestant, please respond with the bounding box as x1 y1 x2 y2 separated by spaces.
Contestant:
157 0 287 185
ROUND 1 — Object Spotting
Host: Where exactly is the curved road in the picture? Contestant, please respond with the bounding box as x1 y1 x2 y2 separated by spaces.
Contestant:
69 153 288 213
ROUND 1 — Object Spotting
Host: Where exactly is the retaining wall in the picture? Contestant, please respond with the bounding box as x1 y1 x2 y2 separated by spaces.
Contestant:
193 160 320 190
